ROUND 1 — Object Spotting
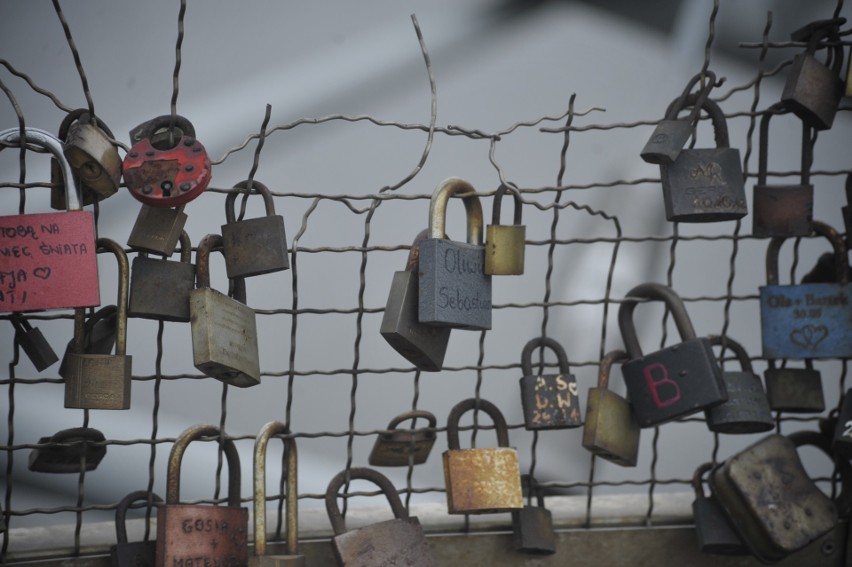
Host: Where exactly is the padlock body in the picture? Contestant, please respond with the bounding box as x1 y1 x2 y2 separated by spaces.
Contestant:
582 387 640 467
380 269 450 371
418 238 492 330
332 517 436 567
442 447 523 514
484 224 525 275
64 120 121 199
221 215 289 278
250 554 306 567
111 540 156 567
16 325 58 371
50 159 97 210
759 282 852 359
692 496 749 555
832 390 852 459
843 204 851 249
0 212 99 313
127 205 187 256
705 371 773 434
781 53 843 130
519 373 582 430
63 353 132 410
511 505 557 555
660 147 747 222
368 430 436 467
752 183 814 237
621 337 727 428
156 504 248 567
128 256 195 322
190 288 260 387
640 119 693 165
123 136 211 207
710 434 837 563
28 430 106 473
764 367 824 413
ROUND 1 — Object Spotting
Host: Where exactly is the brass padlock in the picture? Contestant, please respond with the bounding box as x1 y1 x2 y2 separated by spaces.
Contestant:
518 336 581 430
582 350 640 467
484 184 525 275
10 314 58 371
691 462 748 556
128 230 195 322
443 398 523 514
380 229 450 371
764 359 824 413
252 421 304 566
368 410 437 467
110 490 163 567
28 427 106 473
325 467 436 566
190 233 260 387
58 305 117 379
127 203 187 257
157 424 248 567
222 180 289 279
511 476 557 555
704 335 773 434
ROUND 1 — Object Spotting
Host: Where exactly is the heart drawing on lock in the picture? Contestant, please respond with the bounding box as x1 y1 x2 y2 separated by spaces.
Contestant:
32 267 51 280
789 324 829 350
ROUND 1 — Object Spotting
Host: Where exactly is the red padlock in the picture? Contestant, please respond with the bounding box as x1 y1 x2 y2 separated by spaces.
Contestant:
123 115 211 208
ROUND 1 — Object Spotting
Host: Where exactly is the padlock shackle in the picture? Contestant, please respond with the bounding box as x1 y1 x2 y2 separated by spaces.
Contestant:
58 108 117 142
10 313 34 334
765 220 848 285
706 335 753 374
491 184 523 226
788 430 852 516
664 70 718 127
129 114 195 145
803 26 845 76
597 349 628 391
224 179 277 224
692 461 715 499
405 229 431 272
195 233 248 303
618 282 698 360
0 127 80 210
663 92 730 149
387 410 438 431
166 424 241 507
325 467 408 536
253 421 298 558
428 177 484 245
96 239 129 356
445 397 511 450
520 474 547 509
757 103 812 186
520 336 571 377
114 490 163 545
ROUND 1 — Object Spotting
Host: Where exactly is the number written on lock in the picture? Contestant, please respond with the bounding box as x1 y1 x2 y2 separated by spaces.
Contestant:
842 421 852 439
531 376 579 426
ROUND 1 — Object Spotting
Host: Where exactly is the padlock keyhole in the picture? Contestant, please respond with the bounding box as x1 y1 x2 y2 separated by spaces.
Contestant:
161 181 173 197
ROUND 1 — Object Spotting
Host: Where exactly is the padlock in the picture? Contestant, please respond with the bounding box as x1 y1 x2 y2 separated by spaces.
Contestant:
484 184 525 275
781 23 845 130
157 424 248 567
659 93 746 222
127 203 187 257
844 174 852 250
368 410 437 467
252 421 304 566
641 70 718 165
325 467 436 566
710 430 849 563
58 305 117 379
518 336 581 430
28 427 106 473
64 238 132 410
221 180 289 279
128 230 195 322
380 229 450 371
443 397 523 514
764 359 825 413
833 391 852 460
704 335 773 434
190 233 260 387
691 462 748 555
582 350 640 467
801 252 852 284
10 314 58 371
418 177 492 330
760 220 852 359
110 490 163 567
511 476 557 555
619 282 727 427
123 115 211 207
0 127 100 313
752 103 814 237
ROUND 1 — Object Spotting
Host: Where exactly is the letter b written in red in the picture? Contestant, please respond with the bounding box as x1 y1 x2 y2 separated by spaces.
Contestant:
643 362 681 408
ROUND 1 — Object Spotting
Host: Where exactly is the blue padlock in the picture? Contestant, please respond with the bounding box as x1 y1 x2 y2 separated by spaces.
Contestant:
760 220 852 359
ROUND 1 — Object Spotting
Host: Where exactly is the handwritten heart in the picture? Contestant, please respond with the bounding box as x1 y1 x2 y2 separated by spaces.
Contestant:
790 324 829 350
32 267 51 280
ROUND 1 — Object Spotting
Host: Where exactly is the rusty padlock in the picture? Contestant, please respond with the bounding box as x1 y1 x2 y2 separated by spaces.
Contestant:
443 398 523 514
764 359 824 413
128 230 195 322
123 115 211 207
222 180 289 279
64 239 132 410
325 467 436 566
58 305 117 380
484 184 525 275
0 127 100 313
518 336 582 430
127 203 188 257
10 314 58 371
691 462 748 556
252 421 304 566
511 475 557 555
156 424 248 567
368 410 437 467
28 427 106 473
110 490 163 567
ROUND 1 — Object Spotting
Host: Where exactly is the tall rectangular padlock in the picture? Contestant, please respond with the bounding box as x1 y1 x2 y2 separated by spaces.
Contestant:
484 184 525 275
419 177 492 330
221 180 289 278
110 491 162 567
518 337 581 430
